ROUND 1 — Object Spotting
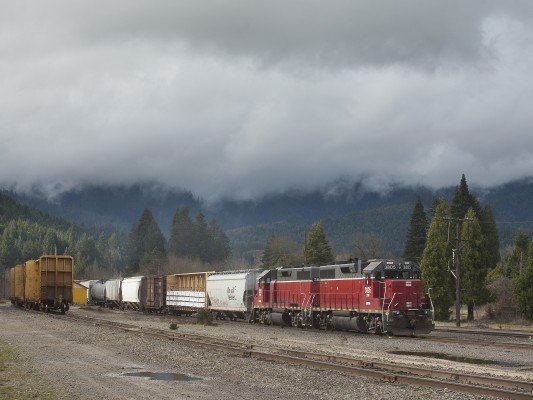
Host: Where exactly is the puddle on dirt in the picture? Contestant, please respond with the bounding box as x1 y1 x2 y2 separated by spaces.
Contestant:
122 372 202 381
389 351 521 368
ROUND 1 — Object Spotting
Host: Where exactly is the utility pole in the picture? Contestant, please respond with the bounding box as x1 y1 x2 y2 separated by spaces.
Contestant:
454 222 461 327
446 217 472 327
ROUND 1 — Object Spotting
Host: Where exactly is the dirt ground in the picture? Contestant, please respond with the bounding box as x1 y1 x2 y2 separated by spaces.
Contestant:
0 303 522 400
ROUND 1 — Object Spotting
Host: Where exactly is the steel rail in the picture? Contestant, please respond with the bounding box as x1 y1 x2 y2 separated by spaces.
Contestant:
435 326 533 339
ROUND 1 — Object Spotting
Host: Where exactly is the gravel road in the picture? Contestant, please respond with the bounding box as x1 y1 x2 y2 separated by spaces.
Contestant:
1 303 529 400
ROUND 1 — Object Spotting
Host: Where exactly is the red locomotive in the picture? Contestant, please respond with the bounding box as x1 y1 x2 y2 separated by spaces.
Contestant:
251 259 435 336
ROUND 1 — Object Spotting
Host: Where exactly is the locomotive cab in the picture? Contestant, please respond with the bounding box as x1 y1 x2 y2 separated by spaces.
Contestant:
363 260 434 335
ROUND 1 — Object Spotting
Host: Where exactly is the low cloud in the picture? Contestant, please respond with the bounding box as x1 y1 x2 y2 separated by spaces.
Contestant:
1 2 533 201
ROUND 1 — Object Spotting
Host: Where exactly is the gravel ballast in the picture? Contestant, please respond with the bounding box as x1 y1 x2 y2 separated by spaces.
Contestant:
2 303 530 399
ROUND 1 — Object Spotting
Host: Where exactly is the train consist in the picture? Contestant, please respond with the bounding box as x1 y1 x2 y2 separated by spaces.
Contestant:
80 259 435 336
8 255 74 313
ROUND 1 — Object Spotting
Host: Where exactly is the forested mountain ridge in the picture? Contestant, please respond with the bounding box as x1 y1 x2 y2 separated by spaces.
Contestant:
5 177 533 261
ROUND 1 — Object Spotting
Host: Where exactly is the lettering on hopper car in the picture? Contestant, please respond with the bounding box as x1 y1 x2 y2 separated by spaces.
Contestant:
227 286 237 301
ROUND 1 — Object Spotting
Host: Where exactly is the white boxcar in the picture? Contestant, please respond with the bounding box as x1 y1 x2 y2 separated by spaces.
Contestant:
207 270 264 319
105 278 122 308
122 276 142 309
166 272 211 315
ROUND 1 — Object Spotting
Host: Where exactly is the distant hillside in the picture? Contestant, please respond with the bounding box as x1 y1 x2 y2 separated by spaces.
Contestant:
0 191 70 231
227 202 413 259
5 177 533 259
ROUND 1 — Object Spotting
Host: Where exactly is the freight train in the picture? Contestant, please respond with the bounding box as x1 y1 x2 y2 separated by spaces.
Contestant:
79 259 435 336
8 255 74 313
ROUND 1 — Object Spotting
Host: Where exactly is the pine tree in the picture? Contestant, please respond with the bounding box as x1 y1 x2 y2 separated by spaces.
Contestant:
207 218 231 263
420 197 454 321
479 204 501 268
126 209 166 275
507 229 530 278
192 211 209 262
168 207 194 258
460 208 490 321
402 196 428 262
450 174 481 220
513 239 533 319
305 222 334 265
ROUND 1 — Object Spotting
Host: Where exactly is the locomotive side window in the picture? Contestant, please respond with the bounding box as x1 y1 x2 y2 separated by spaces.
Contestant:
375 272 382 280
320 269 335 279
297 271 310 280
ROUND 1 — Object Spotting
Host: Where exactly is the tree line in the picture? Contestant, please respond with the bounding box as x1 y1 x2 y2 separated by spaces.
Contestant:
0 191 230 279
405 174 532 321
124 207 230 276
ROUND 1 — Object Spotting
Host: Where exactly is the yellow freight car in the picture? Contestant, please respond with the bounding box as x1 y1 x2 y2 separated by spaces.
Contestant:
73 281 88 305
9 264 24 305
9 255 74 313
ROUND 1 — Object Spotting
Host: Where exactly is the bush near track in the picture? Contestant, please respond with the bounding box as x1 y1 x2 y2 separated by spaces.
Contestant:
0 339 56 400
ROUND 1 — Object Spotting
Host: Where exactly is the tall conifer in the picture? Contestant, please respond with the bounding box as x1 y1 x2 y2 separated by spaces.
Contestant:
402 196 428 262
305 222 334 265
420 196 454 320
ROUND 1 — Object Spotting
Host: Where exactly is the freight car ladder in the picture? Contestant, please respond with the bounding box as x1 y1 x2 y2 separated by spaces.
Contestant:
301 294 315 328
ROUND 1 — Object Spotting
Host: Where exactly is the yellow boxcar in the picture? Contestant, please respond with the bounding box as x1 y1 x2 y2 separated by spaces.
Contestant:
38 255 73 307
12 255 74 313
9 264 25 304
166 272 213 315
24 260 40 303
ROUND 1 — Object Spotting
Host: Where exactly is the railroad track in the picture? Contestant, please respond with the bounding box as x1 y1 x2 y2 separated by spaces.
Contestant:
56 312 533 400
435 325 533 339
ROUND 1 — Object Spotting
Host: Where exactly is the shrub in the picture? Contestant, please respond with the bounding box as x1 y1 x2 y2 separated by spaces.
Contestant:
196 308 214 325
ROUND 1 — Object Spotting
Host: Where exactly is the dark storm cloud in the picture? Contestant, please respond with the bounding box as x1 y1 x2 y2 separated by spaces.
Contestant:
1 1 533 201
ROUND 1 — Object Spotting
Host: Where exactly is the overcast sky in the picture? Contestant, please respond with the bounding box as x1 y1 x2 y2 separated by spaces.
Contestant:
1 1 533 202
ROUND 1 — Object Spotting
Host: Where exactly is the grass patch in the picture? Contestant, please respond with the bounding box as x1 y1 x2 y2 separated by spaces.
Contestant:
0 339 56 400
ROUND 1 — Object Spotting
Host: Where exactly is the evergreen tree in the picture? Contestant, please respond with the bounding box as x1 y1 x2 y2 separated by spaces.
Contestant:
420 197 454 321
460 208 490 321
125 208 166 275
402 196 428 262
262 235 304 268
479 204 501 268
450 174 481 221
168 207 194 258
107 232 124 272
192 211 210 262
207 218 231 263
305 222 334 265
513 240 533 319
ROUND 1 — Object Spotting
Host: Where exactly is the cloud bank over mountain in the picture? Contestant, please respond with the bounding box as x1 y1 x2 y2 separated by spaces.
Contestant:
1 1 533 201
